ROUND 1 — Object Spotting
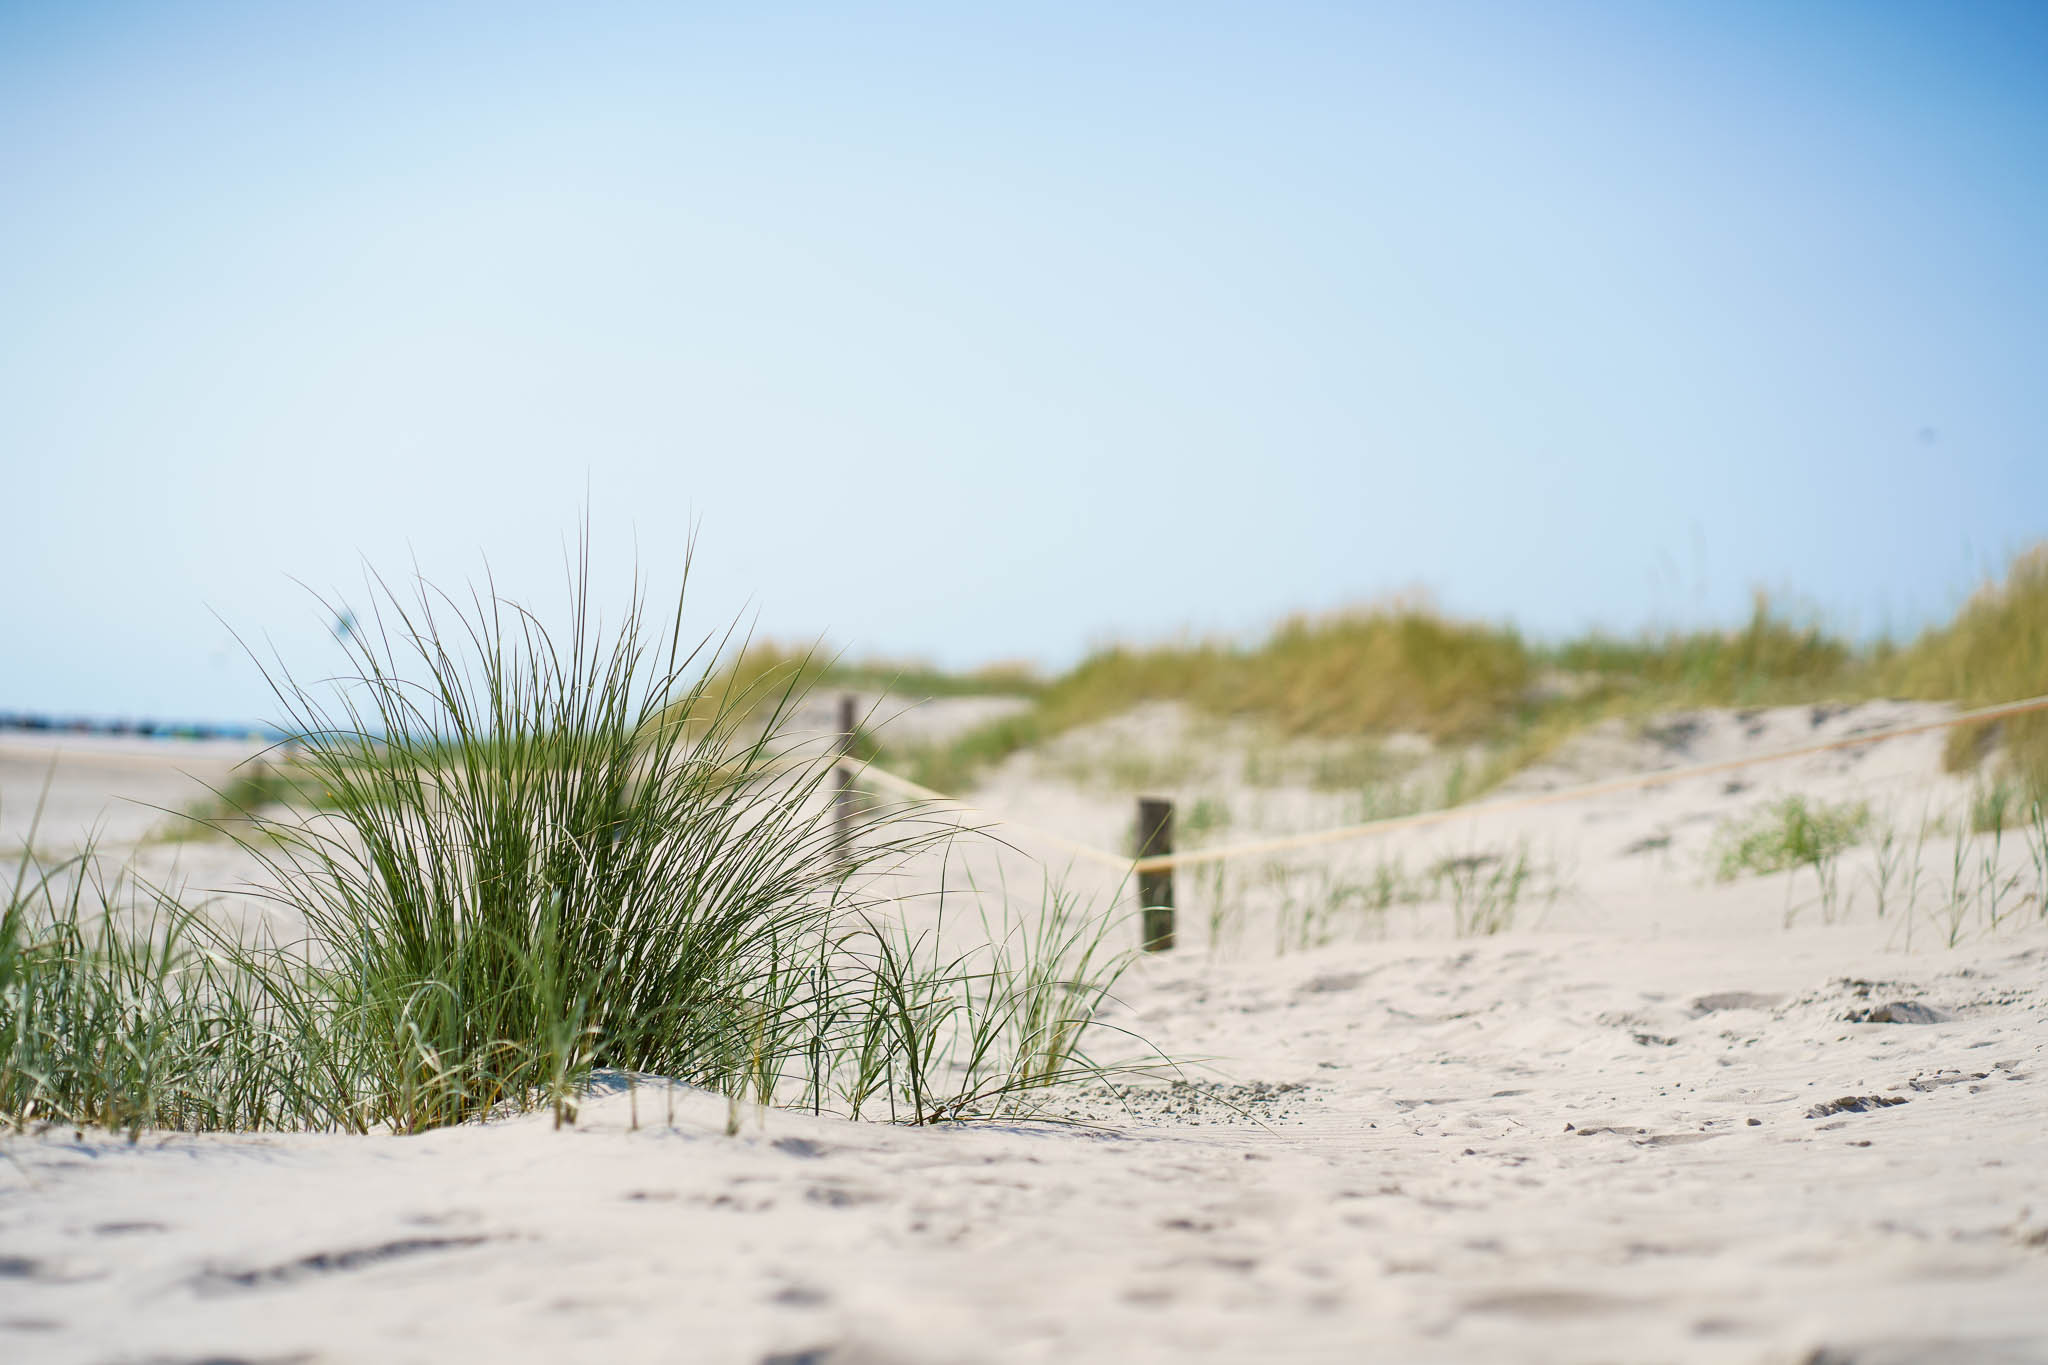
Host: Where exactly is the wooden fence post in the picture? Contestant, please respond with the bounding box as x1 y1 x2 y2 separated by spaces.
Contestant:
1136 796 1175 952
834 693 856 864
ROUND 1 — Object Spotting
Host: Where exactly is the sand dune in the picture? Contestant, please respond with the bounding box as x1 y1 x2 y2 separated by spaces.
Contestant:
3 703 2045 1364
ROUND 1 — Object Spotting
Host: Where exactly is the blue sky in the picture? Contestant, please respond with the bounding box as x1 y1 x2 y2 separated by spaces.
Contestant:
4 1 2045 721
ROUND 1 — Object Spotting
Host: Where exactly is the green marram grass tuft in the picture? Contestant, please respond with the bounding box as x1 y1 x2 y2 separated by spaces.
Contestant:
4 550 1153 1136
1712 796 1871 882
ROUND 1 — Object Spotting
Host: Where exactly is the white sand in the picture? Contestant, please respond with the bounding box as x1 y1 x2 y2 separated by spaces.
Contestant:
4 704 2046 1364
0 732 267 851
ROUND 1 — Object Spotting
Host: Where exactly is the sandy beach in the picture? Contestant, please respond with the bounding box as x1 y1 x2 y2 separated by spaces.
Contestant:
10 5 2047 1358
4 700 2045 1365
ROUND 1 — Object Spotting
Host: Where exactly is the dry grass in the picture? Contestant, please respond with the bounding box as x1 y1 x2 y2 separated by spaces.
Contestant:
1034 604 1532 743
688 642 1039 718
1886 544 2048 794
884 591 1891 796
722 545 2048 807
1553 591 1857 705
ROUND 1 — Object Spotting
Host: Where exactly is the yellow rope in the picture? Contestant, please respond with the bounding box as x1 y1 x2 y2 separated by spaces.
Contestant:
843 760 1133 873
1129 692 2048 874
832 692 2048 876
23 691 2045 880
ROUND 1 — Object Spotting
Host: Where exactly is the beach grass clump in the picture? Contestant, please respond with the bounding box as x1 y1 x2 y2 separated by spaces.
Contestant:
1552 592 1857 706
1709 797 1871 928
1713 796 1871 882
220 556 893 1131
1032 604 1535 743
1888 545 2048 796
5 554 1150 1136
1970 777 2028 835
843 877 1144 1124
1432 845 1545 937
1 832 305 1134
216 555 1147 1133
1229 608 1534 739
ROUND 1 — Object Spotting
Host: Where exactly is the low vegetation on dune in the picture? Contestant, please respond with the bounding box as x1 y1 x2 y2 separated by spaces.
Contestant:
1701 787 2048 941
755 544 2048 804
1712 796 1871 882
1887 544 2048 792
1553 592 1858 706
1044 607 1533 744
685 642 1041 723
2 559 1148 1136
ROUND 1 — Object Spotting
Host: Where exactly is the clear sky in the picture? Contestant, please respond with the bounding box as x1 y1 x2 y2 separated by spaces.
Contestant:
4 1 2045 722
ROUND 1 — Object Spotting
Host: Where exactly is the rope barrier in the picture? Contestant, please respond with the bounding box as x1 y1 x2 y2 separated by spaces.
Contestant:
837 691 2048 876
17 691 2045 880
834 758 1133 873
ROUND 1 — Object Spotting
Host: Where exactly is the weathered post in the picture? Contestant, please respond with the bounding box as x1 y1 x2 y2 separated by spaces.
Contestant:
1136 796 1175 952
834 693 857 864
